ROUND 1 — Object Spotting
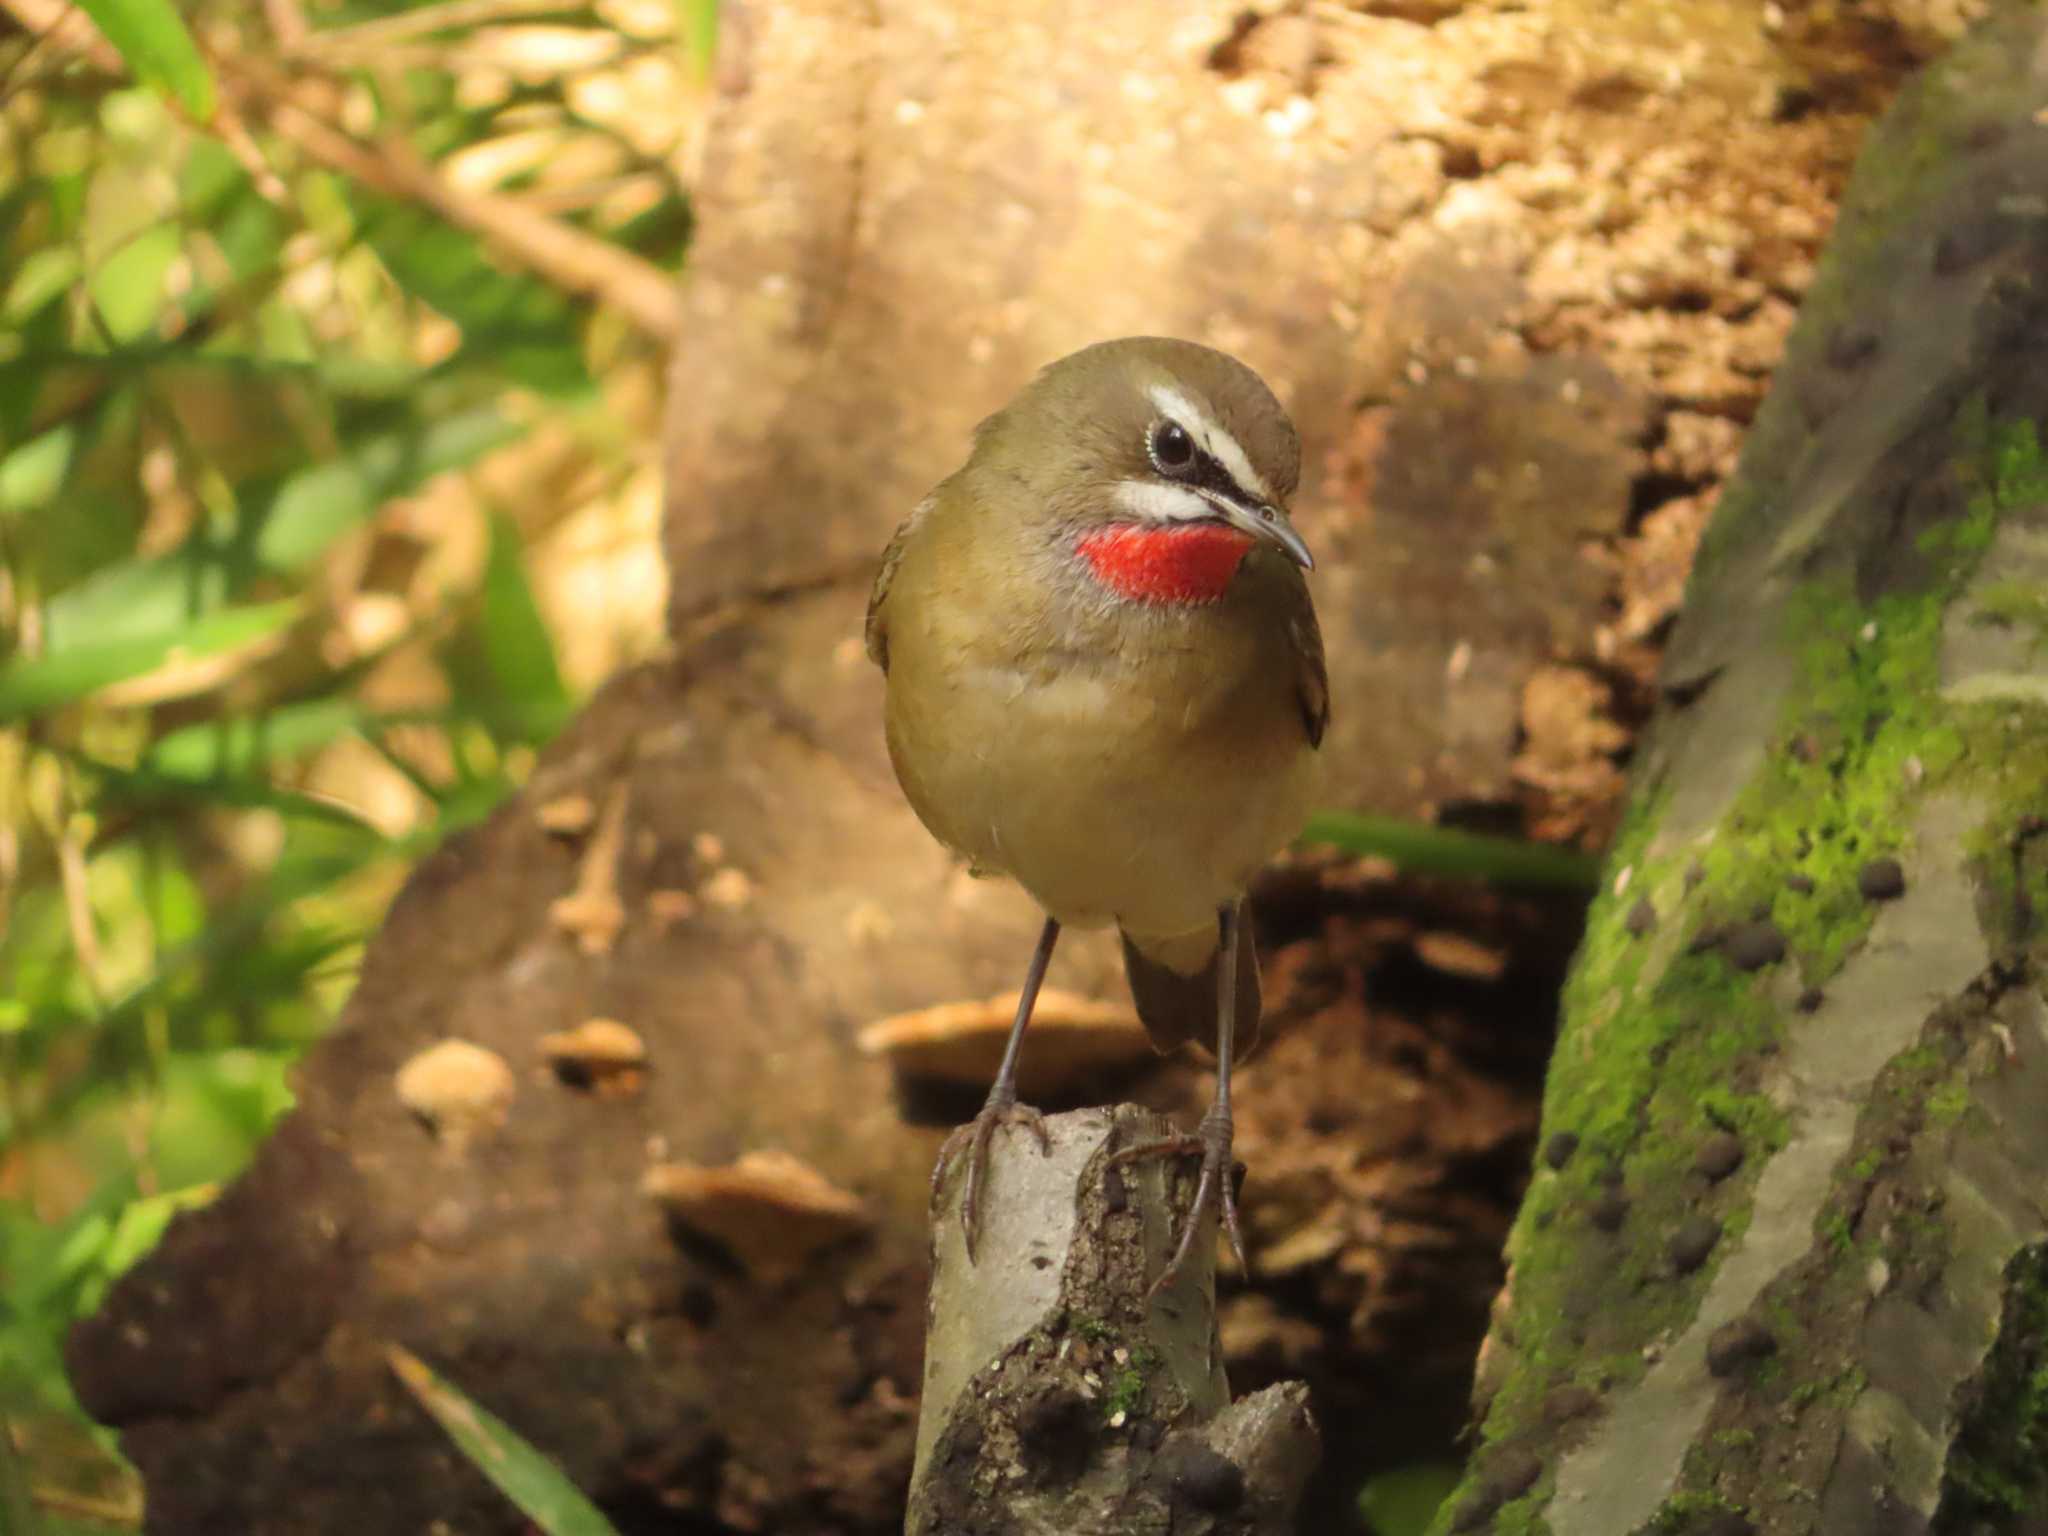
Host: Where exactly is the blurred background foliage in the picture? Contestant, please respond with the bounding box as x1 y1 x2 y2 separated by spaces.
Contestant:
0 0 708 1522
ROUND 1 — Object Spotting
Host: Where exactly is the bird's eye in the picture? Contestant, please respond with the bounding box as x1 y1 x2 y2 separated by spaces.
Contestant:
1259 505 1276 521
1150 420 1195 472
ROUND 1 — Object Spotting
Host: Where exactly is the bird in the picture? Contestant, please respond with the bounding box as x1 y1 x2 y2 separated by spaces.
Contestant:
865 336 1327 1290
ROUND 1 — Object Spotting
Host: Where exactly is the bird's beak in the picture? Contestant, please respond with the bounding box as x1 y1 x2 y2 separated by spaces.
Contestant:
1203 492 1315 572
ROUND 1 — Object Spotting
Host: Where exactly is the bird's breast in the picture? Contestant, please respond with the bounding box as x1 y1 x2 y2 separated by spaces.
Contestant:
882 589 1316 937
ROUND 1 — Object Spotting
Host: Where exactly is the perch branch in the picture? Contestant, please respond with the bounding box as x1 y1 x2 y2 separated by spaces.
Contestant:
909 1104 1319 1535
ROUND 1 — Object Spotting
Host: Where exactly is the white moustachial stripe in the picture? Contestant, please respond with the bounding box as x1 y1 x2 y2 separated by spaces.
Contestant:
1110 480 1218 524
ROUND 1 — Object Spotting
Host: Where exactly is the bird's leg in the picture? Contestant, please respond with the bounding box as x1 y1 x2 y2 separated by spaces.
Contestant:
1108 899 1248 1295
934 915 1059 1261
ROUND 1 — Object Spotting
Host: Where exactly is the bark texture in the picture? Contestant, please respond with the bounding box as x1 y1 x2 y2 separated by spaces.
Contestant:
1445 13 2048 1534
907 1106 1317 1534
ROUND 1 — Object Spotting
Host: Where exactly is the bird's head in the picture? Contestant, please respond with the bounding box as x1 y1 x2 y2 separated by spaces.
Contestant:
966 337 1313 602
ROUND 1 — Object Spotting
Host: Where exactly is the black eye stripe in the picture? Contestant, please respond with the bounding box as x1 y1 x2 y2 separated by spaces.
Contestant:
1149 418 1264 509
1188 446 1262 508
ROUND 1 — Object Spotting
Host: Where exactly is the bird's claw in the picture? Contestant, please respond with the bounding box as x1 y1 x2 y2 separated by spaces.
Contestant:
1107 1107 1246 1296
933 1096 1052 1263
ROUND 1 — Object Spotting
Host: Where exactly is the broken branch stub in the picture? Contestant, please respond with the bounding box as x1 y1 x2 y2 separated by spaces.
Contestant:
908 1104 1319 1535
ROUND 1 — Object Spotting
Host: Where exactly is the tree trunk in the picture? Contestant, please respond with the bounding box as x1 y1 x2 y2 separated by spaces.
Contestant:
1443 13 2048 1533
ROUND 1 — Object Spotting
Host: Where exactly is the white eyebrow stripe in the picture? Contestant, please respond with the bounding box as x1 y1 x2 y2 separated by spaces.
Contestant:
1145 382 1270 504
1112 480 1215 523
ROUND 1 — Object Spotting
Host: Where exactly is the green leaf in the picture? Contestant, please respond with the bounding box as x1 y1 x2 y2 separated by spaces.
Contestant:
2 1176 137 1320
0 425 77 515
41 542 235 649
93 1186 215 1289
0 599 298 721
75 0 216 119
476 513 570 741
389 1347 622 1536
4 247 82 325
144 697 370 779
251 460 373 570
142 1054 292 1194
251 405 516 570
355 201 590 397
1298 811 1601 890
89 223 182 343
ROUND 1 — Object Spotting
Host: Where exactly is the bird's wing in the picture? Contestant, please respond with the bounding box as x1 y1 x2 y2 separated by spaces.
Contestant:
864 497 931 674
1290 587 1329 749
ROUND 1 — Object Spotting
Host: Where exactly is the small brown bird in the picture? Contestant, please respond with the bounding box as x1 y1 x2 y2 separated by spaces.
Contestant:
866 336 1327 1286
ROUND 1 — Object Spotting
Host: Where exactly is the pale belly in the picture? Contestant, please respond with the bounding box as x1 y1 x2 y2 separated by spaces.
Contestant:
885 643 1319 940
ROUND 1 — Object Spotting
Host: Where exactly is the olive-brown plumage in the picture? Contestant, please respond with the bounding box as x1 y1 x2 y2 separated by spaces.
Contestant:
867 336 1326 1284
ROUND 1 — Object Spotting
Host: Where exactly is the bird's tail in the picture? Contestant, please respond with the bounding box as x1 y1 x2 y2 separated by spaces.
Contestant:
1119 919 1261 1063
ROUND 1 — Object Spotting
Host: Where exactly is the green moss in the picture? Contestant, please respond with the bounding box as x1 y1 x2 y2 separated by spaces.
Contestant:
1935 1246 2048 1529
1488 1489 1554 1536
1651 1490 1747 1532
1104 1364 1145 1422
1819 1209 1856 1257
1101 1343 1158 1424
1787 1365 1867 1413
1970 580 2048 649
1452 409 2045 1530
1926 1074 1975 1127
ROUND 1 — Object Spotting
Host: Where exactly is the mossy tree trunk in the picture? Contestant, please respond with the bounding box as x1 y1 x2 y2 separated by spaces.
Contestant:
1441 14 2048 1534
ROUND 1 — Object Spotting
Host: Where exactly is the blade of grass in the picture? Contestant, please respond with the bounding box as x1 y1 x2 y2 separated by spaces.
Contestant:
75 0 216 118
79 757 383 832
1299 810 1601 891
140 697 372 780
0 601 299 722
388 1346 621 1536
475 512 570 742
674 0 717 81
249 405 517 571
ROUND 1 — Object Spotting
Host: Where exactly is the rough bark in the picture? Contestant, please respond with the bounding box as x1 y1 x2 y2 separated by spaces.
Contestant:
907 1106 1318 1534
1444 13 2048 1534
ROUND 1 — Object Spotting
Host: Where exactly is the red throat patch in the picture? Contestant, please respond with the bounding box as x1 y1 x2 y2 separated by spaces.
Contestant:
1075 522 1255 605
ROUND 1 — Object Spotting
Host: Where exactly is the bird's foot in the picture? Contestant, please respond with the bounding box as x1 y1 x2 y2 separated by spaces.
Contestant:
1107 1106 1246 1296
933 1093 1052 1263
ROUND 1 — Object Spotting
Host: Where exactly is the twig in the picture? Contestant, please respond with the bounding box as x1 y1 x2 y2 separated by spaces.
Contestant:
0 0 121 70
52 806 110 1006
221 58 682 342
261 0 308 55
